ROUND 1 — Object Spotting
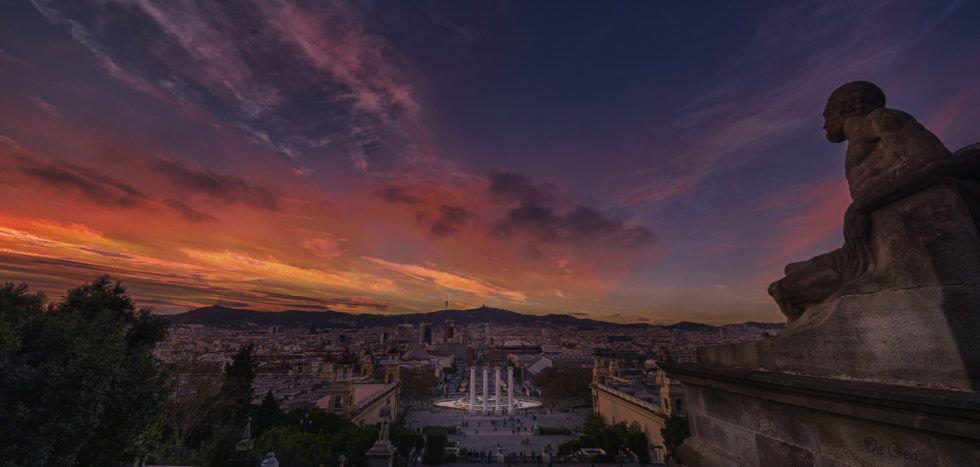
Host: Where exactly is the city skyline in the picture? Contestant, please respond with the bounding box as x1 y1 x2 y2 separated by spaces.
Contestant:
1 1 979 324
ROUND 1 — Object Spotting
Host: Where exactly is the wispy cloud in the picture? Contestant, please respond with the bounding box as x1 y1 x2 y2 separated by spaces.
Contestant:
489 171 655 248
619 0 966 205
30 0 425 169
757 176 850 267
149 157 280 210
364 256 526 302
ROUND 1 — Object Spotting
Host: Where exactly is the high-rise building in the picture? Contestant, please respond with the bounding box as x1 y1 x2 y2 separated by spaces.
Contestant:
419 322 432 345
443 320 455 341
432 341 467 367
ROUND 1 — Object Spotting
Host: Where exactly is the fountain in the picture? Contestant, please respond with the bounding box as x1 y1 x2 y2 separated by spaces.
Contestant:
433 395 542 411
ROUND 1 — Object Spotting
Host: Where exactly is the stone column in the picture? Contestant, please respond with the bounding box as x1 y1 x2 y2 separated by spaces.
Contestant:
494 366 501 414
469 366 476 414
507 366 514 415
482 367 489 415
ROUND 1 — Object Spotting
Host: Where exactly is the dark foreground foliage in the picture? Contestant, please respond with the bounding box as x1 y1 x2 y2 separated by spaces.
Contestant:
0 277 170 466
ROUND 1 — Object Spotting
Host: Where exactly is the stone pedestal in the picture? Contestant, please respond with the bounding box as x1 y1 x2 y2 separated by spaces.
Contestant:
661 363 980 467
367 441 395 467
707 184 980 391
662 180 980 465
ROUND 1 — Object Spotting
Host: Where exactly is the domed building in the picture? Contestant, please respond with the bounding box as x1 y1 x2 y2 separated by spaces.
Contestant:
401 347 432 363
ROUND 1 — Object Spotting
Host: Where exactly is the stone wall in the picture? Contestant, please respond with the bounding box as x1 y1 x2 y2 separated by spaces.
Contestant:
352 383 400 426
662 363 980 467
591 383 667 446
703 184 980 392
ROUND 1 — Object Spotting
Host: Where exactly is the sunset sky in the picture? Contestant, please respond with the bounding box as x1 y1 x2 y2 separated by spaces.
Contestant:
1 1 978 323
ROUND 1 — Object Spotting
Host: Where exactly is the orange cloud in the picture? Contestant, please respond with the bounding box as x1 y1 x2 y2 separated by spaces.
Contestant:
363 256 527 302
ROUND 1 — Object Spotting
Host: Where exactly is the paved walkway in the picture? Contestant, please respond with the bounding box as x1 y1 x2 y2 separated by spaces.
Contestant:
403 406 587 457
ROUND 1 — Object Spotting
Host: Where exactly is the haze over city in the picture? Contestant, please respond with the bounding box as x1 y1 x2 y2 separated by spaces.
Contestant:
1 0 978 324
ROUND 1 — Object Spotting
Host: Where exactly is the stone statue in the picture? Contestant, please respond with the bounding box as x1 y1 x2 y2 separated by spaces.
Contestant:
259 452 279 467
768 81 961 321
665 83 980 466
378 399 392 443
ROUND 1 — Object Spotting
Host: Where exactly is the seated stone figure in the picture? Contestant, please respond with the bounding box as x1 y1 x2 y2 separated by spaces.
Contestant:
698 82 980 389
768 81 970 321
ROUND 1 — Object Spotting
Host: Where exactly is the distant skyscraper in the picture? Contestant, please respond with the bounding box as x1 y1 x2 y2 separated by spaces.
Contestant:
419 322 432 345
432 342 467 367
443 320 455 341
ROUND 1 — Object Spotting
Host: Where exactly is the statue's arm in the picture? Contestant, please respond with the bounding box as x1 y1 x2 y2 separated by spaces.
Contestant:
844 112 951 245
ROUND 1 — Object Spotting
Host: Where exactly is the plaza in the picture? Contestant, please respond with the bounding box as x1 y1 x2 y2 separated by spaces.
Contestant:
403 405 587 461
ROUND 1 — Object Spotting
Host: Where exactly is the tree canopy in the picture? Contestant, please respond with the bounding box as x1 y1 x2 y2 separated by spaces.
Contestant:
399 366 437 400
0 277 170 466
661 414 691 462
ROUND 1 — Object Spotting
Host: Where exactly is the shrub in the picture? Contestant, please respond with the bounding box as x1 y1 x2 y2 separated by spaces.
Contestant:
423 431 447 465
558 440 582 456
536 426 572 435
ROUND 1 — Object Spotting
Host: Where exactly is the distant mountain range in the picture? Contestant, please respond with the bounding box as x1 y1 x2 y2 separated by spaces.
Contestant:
162 305 783 333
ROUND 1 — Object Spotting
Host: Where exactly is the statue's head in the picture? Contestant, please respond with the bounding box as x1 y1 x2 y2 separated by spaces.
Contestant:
822 81 886 143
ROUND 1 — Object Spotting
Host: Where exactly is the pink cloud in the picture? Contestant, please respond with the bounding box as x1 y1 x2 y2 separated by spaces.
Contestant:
260 0 418 118
758 176 850 267
924 85 980 143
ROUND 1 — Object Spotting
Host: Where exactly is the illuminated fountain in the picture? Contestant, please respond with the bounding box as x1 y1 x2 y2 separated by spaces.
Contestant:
433 395 542 411
434 365 541 412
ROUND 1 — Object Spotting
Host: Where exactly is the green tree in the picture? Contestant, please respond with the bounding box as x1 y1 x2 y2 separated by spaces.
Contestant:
254 426 331 467
253 390 282 437
400 367 438 400
191 343 260 467
0 277 170 466
327 424 378 466
582 411 607 436
282 406 352 435
661 415 690 462
221 343 258 423
390 414 424 460
159 372 225 463
625 422 650 463
595 422 628 462
0 283 44 360
422 429 447 465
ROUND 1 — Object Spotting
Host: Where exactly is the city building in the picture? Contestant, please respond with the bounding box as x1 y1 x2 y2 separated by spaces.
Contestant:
314 356 401 426
443 320 455 341
396 323 413 341
590 350 685 462
432 341 467 367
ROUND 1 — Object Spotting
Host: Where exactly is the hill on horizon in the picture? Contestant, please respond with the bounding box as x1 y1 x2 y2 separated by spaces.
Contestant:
161 304 784 332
